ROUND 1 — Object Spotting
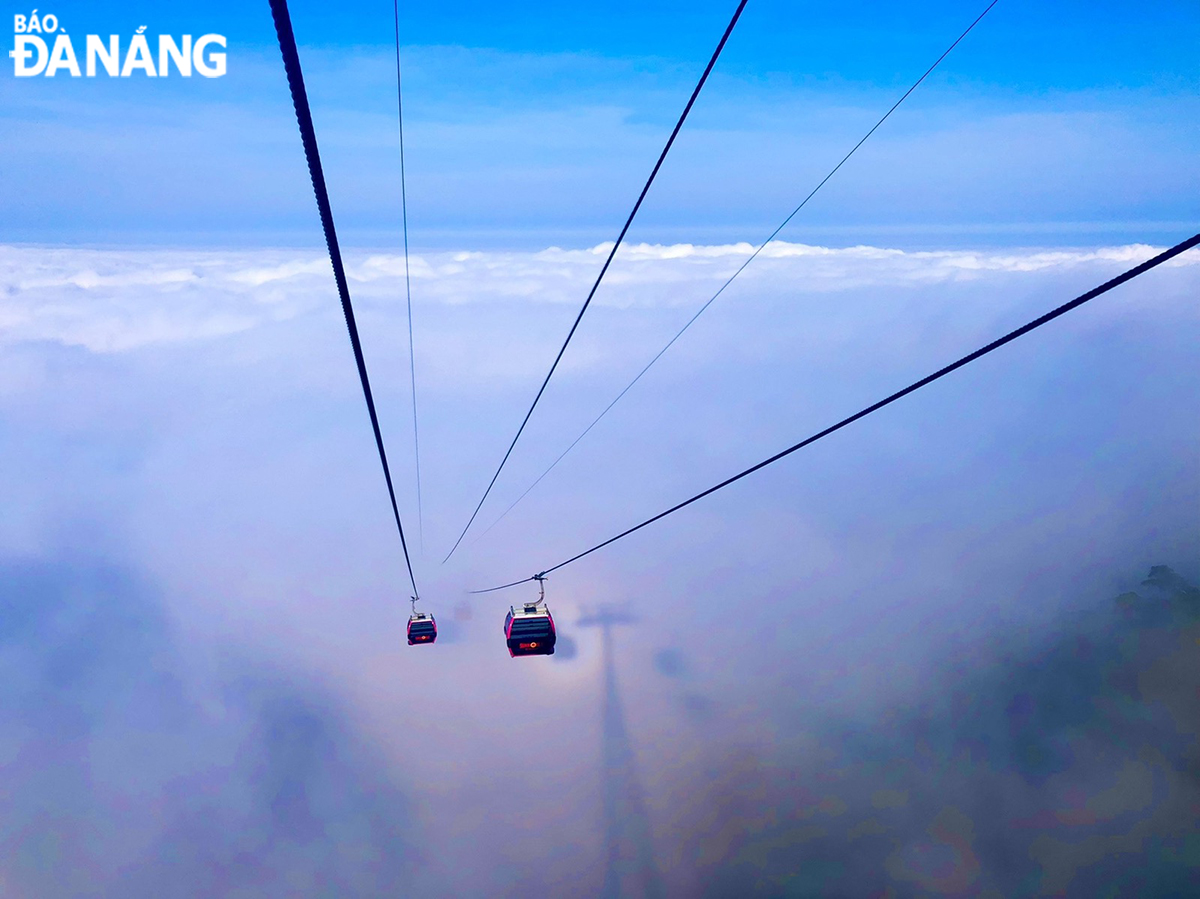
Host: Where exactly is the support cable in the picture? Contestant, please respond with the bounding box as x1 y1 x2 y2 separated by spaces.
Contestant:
476 0 1001 539
444 0 751 563
471 233 1200 594
394 0 425 552
270 0 420 598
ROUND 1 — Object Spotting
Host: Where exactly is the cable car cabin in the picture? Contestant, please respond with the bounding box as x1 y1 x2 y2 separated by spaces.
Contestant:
407 612 437 645
504 602 556 657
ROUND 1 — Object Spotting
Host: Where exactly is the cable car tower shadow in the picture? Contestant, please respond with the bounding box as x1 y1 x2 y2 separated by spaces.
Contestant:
577 607 666 899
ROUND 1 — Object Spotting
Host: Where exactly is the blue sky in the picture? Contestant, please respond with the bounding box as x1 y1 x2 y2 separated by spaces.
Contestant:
3 0 1197 247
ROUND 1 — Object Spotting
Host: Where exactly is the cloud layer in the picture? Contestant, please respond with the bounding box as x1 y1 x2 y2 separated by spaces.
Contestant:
3 240 1195 352
1 238 1197 894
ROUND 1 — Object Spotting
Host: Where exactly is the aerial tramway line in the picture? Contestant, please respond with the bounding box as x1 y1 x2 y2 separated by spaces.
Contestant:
268 0 1199 656
267 0 750 655
269 0 435 645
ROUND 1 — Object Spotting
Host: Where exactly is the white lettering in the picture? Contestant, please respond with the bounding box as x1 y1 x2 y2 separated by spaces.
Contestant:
120 33 155 76
158 34 190 76
86 34 118 76
193 33 225 78
12 25 225 81
44 33 79 76
10 34 47 75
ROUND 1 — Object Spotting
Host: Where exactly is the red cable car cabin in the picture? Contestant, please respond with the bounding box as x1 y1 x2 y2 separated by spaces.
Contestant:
407 611 437 645
504 602 556 657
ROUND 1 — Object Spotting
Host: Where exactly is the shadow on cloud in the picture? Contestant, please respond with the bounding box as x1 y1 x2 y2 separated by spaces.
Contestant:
666 567 1200 897
0 553 415 897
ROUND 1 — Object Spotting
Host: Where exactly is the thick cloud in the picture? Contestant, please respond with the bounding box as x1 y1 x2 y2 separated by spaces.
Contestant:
0 553 415 898
2 239 1195 352
672 570 1200 897
1 239 1197 894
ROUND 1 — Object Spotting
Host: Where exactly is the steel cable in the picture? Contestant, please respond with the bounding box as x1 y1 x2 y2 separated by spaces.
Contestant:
394 0 425 552
443 0 752 563
471 233 1200 593
270 0 420 598
476 0 1002 540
